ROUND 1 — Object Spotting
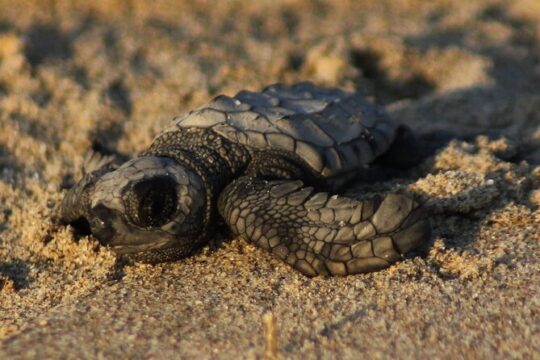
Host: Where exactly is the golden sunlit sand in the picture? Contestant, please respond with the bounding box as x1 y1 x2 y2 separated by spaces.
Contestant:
0 1 538 358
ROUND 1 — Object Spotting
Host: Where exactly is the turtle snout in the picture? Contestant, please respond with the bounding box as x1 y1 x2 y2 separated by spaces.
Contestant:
88 204 117 245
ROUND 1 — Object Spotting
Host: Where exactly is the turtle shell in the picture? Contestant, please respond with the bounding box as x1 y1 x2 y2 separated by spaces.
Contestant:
170 82 397 177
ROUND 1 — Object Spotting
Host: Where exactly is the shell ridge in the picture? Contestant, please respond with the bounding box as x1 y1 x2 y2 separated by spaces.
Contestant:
176 83 397 177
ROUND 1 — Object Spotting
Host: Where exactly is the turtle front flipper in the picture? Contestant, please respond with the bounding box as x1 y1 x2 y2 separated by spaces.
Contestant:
218 177 430 276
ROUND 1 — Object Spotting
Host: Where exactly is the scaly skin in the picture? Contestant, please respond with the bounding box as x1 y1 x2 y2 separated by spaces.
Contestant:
60 127 430 275
218 178 429 276
59 83 432 276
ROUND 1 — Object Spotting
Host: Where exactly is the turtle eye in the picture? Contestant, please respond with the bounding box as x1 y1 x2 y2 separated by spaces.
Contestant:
125 176 178 228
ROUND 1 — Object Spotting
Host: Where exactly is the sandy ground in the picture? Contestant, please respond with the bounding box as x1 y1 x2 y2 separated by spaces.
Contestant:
0 0 539 358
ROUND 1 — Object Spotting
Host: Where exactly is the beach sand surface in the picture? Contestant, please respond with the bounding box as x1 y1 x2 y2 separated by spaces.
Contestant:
0 1 539 358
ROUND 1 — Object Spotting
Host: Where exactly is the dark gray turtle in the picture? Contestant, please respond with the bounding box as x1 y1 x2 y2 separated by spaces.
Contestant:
59 82 431 276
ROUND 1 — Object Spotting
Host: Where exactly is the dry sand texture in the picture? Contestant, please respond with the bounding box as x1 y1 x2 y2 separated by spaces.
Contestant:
0 0 539 358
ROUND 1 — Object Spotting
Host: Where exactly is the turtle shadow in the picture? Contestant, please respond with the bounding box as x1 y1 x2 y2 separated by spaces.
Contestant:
346 127 536 275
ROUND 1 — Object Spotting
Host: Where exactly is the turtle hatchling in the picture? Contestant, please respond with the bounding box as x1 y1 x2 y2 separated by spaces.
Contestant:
59 82 431 276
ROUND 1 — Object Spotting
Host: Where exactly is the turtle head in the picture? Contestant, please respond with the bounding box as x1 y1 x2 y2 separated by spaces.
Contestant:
59 156 207 261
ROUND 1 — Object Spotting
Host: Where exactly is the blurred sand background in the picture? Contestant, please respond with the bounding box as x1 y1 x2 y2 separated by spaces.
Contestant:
0 0 539 358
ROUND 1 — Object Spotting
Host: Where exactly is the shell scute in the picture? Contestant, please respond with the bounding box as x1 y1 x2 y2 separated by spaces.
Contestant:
172 82 397 177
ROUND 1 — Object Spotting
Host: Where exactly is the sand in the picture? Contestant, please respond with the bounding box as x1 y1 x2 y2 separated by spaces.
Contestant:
0 0 539 358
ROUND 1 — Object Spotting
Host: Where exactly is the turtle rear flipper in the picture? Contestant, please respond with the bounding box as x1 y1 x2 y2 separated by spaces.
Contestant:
218 177 430 276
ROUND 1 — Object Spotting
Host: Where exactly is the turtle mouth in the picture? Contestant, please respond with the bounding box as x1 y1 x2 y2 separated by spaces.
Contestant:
86 201 180 253
87 203 117 245
58 180 119 243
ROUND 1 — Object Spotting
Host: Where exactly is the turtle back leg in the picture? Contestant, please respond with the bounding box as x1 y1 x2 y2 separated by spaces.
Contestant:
218 177 430 276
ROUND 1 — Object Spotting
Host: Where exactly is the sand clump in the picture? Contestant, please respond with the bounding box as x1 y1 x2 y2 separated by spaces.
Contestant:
0 0 539 358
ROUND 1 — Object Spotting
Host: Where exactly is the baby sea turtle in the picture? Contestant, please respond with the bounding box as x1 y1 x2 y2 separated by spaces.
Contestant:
59 82 431 276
